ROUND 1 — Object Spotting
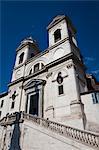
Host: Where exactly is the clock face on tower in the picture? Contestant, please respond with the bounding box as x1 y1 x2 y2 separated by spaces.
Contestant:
15 69 21 79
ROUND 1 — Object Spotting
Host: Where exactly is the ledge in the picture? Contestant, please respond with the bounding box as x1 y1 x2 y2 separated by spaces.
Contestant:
81 90 99 95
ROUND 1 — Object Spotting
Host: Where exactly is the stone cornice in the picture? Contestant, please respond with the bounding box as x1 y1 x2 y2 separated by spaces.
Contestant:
16 43 29 52
8 77 24 87
14 37 69 71
81 90 99 95
47 15 66 30
25 37 69 65
47 16 76 33
48 37 69 51
8 52 84 87
0 92 8 98
14 63 26 70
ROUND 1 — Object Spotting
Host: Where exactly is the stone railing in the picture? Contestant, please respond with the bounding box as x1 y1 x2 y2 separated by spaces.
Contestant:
0 112 23 126
23 113 40 125
23 113 99 149
0 112 99 148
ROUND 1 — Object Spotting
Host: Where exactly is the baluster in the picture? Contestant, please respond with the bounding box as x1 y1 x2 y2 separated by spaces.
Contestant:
79 131 83 141
72 128 75 138
68 127 72 137
95 136 99 147
66 127 70 136
82 132 85 142
85 133 89 144
92 135 96 146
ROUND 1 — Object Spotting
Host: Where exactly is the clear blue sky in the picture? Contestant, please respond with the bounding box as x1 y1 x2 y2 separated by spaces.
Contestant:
0 1 99 93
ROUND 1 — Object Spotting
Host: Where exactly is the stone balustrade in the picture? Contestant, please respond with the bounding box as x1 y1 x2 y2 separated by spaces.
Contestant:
0 112 99 148
23 113 99 148
23 113 40 125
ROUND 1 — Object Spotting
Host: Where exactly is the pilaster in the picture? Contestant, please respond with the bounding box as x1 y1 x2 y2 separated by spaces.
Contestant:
66 62 85 129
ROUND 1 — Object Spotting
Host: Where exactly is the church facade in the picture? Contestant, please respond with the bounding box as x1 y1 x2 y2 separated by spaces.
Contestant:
0 15 99 149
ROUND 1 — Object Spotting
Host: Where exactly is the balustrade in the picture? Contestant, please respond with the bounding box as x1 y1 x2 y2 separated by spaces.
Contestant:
0 112 99 148
23 113 99 148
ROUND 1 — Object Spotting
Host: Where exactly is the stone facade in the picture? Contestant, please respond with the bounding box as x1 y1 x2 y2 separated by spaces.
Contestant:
0 15 99 149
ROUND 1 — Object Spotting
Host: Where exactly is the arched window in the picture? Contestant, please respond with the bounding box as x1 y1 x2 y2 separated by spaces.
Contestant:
19 52 24 64
54 29 61 43
34 63 39 73
41 63 44 69
29 69 32 75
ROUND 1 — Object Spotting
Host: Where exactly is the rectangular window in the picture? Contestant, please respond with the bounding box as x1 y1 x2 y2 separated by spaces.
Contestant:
11 101 15 109
92 93 99 104
34 63 39 73
58 85 64 95
0 100 4 108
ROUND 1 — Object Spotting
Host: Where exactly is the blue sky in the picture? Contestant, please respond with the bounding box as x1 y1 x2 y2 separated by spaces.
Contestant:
0 1 99 93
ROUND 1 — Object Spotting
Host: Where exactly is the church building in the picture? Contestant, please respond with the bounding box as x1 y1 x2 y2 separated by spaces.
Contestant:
0 15 99 150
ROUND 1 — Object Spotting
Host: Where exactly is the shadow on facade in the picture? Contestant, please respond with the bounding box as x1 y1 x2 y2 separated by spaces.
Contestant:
9 113 21 150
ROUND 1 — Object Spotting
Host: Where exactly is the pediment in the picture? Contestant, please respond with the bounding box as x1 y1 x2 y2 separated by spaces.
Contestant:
24 79 46 90
47 15 65 30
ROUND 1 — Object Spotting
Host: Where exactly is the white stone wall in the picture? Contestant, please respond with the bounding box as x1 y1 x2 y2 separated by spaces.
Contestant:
7 81 23 114
0 95 9 119
48 19 69 47
25 55 48 77
81 93 99 132
15 46 29 67
0 126 4 148
11 65 25 81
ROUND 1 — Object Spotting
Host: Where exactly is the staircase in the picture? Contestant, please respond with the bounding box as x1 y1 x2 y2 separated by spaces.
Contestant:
0 112 99 150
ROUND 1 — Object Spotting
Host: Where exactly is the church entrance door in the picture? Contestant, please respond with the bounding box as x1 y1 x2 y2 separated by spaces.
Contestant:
29 93 39 116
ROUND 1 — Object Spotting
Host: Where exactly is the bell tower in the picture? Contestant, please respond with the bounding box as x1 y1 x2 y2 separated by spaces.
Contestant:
11 37 40 82
47 15 81 60
47 15 87 129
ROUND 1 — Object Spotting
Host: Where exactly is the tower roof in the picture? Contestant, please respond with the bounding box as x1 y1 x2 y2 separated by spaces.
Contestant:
47 15 76 33
16 36 39 52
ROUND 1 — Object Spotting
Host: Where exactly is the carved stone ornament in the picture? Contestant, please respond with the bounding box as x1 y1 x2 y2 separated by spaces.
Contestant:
57 72 63 84
10 91 18 100
46 72 53 79
66 63 74 69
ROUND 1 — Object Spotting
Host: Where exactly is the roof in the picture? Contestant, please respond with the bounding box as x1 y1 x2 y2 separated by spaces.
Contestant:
47 15 65 30
16 37 39 52
47 15 76 33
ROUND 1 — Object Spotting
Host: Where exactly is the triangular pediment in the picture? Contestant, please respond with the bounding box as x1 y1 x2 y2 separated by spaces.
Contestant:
47 15 65 30
24 79 46 90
